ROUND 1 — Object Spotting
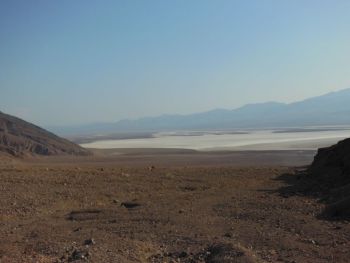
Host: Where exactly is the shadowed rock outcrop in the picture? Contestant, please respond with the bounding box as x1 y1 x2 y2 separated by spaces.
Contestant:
308 138 350 218
0 111 90 157
276 138 350 219
309 138 350 186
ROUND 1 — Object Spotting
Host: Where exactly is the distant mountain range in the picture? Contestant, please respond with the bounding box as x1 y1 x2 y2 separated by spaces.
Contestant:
50 88 350 136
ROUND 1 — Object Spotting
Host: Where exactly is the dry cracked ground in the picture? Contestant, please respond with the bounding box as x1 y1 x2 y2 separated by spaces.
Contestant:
0 156 349 263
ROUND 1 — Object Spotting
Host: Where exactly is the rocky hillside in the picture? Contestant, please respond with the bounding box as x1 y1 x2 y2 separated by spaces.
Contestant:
309 138 350 187
0 111 90 157
308 138 350 218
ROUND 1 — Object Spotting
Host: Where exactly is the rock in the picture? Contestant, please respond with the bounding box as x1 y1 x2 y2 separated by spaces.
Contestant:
308 138 350 218
67 209 102 221
330 184 350 200
84 238 95 246
68 249 89 262
178 251 187 258
204 243 257 263
324 197 350 218
121 202 141 209
73 227 82 232
309 138 350 188
148 243 259 263
224 232 233 238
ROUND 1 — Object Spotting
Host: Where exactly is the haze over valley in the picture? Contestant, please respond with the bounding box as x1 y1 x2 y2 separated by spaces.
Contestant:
50 88 350 152
51 88 350 139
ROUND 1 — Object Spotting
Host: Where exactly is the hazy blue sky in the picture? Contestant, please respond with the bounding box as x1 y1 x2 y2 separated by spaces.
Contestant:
1 0 350 126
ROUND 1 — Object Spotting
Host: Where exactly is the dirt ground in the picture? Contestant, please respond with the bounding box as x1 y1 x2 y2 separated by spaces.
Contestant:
0 150 349 263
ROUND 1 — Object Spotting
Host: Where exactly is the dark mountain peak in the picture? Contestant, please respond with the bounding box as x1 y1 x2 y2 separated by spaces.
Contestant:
0 111 90 157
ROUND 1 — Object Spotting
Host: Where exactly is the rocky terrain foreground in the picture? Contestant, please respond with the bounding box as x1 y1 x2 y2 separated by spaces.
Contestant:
0 151 349 263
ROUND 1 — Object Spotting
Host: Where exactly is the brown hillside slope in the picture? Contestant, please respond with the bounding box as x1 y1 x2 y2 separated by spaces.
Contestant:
0 111 90 156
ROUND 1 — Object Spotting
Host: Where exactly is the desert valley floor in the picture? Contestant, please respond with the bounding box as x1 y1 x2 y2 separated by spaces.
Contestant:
0 150 349 263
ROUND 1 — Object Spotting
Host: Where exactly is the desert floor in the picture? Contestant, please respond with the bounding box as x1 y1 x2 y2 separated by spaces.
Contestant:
0 150 349 263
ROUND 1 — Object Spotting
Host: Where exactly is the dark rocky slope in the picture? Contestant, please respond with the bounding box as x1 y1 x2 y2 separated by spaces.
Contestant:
0 111 90 157
308 138 350 218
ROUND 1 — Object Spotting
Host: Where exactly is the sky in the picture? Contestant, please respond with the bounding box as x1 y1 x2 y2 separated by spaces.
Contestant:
1 0 350 126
